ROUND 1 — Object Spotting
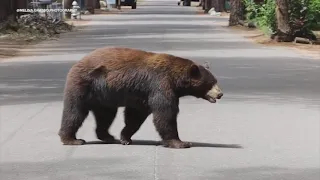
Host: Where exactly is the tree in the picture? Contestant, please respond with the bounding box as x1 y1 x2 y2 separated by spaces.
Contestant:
203 0 226 12
274 0 293 41
95 0 101 9
64 0 73 19
198 0 204 7
204 0 213 13
229 0 244 26
216 0 226 12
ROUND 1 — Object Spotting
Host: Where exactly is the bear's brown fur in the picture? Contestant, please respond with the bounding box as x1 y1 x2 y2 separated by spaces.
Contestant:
58 47 223 148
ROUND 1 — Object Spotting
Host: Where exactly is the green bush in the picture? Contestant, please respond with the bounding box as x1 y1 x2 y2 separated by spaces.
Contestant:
243 0 260 20
243 0 320 38
289 0 310 35
255 0 277 35
289 0 319 39
308 0 320 30
243 0 276 35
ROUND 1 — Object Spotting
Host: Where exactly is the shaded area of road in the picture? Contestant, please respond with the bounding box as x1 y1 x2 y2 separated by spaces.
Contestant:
1 12 319 105
1 56 320 106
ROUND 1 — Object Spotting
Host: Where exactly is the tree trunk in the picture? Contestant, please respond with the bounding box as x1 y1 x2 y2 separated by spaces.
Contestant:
86 0 95 14
275 0 293 42
116 0 121 9
198 0 204 7
204 0 212 13
212 0 219 11
0 0 17 21
64 0 73 19
16 0 29 18
228 0 244 26
218 0 225 12
202 0 206 10
95 0 101 9
212 0 225 12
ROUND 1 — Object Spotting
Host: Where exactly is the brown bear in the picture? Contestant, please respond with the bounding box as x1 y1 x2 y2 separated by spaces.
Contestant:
58 47 223 149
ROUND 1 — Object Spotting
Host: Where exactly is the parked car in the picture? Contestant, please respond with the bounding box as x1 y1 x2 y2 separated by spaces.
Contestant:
120 0 137 9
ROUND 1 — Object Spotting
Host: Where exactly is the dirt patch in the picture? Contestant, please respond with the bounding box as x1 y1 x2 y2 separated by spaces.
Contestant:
228 25 320 60
0 14 92 60
0 49 19 59
65 19 91 27
219 12 230 17
0 39 31 60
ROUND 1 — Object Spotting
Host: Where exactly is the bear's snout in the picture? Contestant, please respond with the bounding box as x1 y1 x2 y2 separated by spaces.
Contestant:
216 92 223 99
205 84 223 103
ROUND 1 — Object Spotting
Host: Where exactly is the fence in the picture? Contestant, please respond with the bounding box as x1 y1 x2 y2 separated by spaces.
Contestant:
47 2 64 21
30 1 64 21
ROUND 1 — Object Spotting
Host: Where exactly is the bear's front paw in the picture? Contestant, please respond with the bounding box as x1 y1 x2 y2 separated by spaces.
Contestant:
62 139 86 145
162 139 192 149
120 137 132 145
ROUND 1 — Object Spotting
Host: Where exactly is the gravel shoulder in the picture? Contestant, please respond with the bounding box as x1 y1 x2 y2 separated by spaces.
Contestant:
0 15 92 61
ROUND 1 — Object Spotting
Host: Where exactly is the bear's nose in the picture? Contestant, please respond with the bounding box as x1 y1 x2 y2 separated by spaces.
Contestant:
217 93 223 99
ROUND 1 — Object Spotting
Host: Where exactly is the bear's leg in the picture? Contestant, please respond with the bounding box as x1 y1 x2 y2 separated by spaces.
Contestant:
92 106 118 143
120 107 150 145
59 101 89 145
152 107 192 149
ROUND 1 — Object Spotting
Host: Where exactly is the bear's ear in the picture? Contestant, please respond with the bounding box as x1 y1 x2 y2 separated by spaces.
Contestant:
203 61 210 70
89 65 105 76
189 64 201 79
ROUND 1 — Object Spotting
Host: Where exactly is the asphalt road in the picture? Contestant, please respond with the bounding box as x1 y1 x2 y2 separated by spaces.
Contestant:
0 0 319 179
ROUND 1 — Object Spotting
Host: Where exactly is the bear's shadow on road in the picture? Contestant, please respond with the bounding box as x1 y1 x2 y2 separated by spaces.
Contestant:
85 139 243 149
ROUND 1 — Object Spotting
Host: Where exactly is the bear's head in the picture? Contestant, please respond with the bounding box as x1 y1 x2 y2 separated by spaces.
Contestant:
186 62 223 103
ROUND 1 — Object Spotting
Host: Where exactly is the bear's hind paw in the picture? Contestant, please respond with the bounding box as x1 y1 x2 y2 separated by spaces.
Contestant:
120 138 132 145
162 140 192 149
62 139 86 145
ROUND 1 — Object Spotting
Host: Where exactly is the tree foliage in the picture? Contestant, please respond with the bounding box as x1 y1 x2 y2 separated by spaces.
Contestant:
243 0 276 35
237 0 320 41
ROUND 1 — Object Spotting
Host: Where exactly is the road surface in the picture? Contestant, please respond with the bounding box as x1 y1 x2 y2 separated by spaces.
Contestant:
0 0 319 179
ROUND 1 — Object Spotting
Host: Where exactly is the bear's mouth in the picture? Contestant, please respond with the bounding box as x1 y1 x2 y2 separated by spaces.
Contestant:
204 95 217 103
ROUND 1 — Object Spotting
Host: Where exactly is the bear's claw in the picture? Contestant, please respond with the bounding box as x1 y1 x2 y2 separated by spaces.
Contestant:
120 138 132 145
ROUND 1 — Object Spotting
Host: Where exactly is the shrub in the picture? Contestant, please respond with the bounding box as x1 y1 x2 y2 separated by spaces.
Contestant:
289 0 319 39
243 0 319 38
307 0 320 30
243 0 276 35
